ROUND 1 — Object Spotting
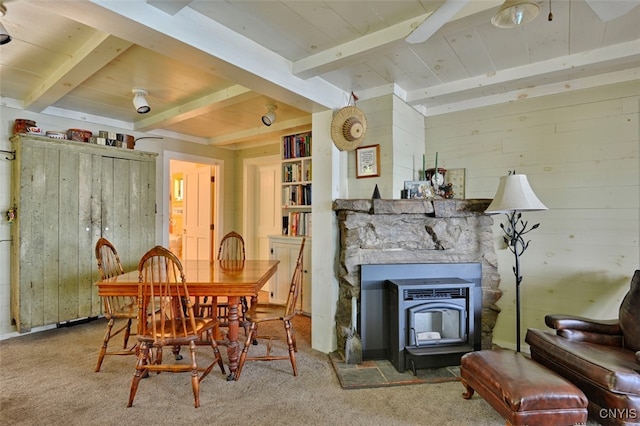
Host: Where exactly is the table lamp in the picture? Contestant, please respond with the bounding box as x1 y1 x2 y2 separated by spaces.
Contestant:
485 171 547 352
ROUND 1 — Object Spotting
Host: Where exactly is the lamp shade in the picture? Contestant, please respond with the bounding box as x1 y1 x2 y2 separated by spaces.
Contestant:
491 0 540 28
485 174 547 213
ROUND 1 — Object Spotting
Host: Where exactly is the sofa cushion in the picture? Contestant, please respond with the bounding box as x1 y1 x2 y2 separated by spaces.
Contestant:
620 270 640 352
526 329 640 395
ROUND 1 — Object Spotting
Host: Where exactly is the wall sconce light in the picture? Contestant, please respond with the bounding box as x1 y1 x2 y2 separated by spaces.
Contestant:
261 104 277 126
0 3 13 45
132 89 151 114
492 0 540 28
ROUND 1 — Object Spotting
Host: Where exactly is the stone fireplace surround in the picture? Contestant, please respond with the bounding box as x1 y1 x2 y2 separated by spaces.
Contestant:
333 198 503 357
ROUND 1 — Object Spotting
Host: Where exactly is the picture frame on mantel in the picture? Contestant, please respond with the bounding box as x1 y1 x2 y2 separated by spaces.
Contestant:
356 144 380 178
445 168 466 199
404 181 434 199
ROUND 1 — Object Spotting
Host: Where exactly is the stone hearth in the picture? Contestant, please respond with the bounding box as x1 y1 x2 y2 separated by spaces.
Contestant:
333 198 503 356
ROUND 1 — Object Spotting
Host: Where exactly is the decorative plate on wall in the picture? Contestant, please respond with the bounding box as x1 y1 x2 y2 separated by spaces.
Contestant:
331 105 367 151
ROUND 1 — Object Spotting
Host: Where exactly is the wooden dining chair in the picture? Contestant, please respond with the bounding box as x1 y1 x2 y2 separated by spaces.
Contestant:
127 246 225 408
217 230 246 261
234 238 305 381
200 231 249 327
94 237 137 372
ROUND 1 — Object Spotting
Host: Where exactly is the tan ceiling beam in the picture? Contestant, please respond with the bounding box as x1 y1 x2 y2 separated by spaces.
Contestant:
292 13 433 79
146 0 192 16
133 85 260 131
292 0 501 79
405 0 471 44
23 32 132 112
208 116 312 147
406 39 640 105
422 67 640 117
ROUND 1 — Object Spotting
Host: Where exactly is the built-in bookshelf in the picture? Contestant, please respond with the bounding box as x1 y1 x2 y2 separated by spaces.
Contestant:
281 131 311 236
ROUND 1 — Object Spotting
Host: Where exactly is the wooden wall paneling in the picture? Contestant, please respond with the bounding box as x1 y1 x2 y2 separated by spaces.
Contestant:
42 146 60 327
90 154 103 314
58 149 80 323
100 156 116 265
27 145 46 330
127 157 156 269
10 134 157 332
140 160 156 257
128 157 142 270
26 144 44 330
11 144 33 331
77 152 96 319
113 158 132 269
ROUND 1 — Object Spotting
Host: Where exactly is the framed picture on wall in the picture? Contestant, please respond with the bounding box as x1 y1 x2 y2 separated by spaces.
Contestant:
356 144 380 178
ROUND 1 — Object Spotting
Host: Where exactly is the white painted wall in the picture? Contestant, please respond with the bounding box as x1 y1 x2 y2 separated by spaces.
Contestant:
347 94 425 199
425 80 640 350
392 95 427 191
233 142 281 234
311 109 341 353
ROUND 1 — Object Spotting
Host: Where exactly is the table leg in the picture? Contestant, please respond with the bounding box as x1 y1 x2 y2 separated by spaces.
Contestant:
225 295 240 381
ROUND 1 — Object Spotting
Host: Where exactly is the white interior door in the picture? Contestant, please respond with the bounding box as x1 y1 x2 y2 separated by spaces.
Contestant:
244 156 280 260
183 166 212 261
256 163 280 259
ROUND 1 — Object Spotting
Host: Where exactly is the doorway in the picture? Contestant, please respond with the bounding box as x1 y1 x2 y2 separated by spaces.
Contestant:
166 154 221 261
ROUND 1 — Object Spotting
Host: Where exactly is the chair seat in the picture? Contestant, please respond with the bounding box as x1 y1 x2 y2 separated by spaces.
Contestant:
245 303 288 323
143 317 215 340
108 303 138 319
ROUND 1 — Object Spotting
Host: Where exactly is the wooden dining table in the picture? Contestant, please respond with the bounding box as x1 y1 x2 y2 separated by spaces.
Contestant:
96 259 279 380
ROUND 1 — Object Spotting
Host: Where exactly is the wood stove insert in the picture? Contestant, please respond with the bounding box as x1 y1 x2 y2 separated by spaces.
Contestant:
388 277 480 375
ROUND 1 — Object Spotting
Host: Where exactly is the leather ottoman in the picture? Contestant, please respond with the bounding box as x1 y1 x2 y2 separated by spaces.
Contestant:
460 349 588 425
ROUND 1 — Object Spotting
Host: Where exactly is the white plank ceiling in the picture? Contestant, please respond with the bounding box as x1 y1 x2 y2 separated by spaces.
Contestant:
0 0 638 148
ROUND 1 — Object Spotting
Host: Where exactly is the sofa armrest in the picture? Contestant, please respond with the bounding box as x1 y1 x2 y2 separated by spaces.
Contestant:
545 314 623 346
545 314 621 333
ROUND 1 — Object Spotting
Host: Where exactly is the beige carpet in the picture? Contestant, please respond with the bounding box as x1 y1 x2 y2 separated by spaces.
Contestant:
0 315 599 426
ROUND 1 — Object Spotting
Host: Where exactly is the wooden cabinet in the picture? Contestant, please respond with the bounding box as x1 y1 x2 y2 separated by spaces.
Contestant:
268 236 311 314
281 131 311 236
10 134 157 332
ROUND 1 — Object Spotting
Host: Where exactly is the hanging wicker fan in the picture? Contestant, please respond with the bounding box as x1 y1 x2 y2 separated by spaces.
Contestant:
331 93 367 151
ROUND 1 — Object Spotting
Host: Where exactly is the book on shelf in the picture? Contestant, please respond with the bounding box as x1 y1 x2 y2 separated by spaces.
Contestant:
284 211 312 236
282 163 310 183
282 183 311 207
282 132 312 159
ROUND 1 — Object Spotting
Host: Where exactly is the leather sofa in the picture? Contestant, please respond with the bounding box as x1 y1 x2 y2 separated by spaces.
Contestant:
526 270 640 426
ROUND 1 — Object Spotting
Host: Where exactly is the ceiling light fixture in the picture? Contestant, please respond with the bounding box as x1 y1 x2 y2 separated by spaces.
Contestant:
132 89 151 114
491 0 540 28
261 104 277 126
0 3 13 45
